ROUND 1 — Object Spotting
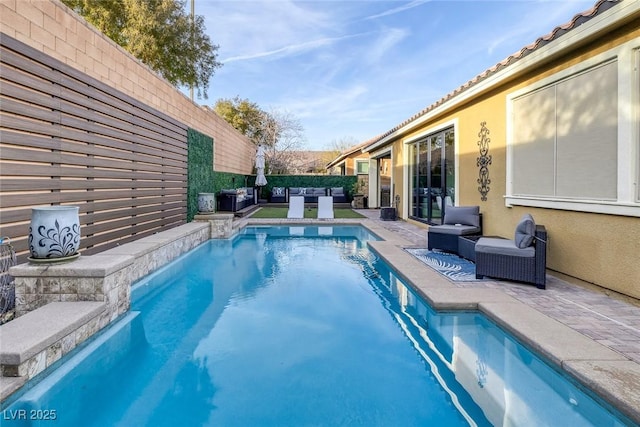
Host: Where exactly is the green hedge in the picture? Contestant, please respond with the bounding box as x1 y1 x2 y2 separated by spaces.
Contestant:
248 175 358 198
187 129 215 221
212 171 251 193
188 133 358 218
187 128 258 220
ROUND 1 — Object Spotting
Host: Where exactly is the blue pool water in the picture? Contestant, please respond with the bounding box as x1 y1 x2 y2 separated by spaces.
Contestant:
1 226 632 426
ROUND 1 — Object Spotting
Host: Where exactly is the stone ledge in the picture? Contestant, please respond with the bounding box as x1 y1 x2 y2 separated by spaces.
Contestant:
0 376 26 402
9 254 133 278
194 213 234 220
100 222 209 257
0 302 106 366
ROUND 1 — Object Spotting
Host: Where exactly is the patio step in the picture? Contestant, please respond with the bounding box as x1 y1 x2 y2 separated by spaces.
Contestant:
234 204 261 218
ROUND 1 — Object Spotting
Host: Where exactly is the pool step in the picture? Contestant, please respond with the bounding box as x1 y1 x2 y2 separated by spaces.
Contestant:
0 301 107 401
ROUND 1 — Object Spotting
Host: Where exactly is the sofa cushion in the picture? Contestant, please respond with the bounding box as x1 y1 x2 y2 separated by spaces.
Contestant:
514 214 536 248
289 187 302 195
272 187 284 195
312 188 325 196
476 237 535 257
428 224 481 236
220 189 237 195
331 187 344 195
443 206 480 227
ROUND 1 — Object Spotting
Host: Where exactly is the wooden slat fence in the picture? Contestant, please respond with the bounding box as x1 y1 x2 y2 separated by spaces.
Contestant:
0 34 189 262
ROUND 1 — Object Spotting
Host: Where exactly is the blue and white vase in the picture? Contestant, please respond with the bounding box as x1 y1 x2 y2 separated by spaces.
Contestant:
29 206 80 259
197 193 216 213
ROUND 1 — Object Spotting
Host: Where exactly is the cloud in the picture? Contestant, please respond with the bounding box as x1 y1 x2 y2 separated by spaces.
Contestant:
364 0 430 20
198 0 597 149
485 1 595 56
366 27 410 66
277 84 370 119
222 33 365 64
199 0 334 58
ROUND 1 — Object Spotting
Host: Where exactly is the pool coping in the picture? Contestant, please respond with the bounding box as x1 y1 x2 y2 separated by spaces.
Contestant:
2 219 638 424
354 220 640 425
245 218 640 424
246 219 640 424
1 222 211 403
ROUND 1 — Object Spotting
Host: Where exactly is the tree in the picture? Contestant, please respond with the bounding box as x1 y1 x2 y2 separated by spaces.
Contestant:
214 98 307 174
327 136 360 153
322 136 359 167
62 0 221 98
260 109 306 174
213 97 266 144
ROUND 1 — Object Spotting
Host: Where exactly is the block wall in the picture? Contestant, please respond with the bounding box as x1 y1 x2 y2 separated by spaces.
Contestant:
0 0 254 174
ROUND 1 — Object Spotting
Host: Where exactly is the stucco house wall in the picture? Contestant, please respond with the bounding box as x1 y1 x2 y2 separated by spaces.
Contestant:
368 1 640 299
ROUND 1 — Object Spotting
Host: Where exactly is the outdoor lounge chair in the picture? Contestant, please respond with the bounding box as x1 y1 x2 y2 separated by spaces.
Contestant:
475 214 547 289
317 196 334 219
427 206 482 254
287 196 304 219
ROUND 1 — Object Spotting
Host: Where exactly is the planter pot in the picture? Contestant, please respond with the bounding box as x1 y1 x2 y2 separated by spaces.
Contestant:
352 194 365 209
197 193 216 213
29 206 80 260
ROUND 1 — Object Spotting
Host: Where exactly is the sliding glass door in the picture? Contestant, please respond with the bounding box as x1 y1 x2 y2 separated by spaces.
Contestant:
408 128 455 224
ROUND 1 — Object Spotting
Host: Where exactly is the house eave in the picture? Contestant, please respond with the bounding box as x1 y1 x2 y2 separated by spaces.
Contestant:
364 0 637 153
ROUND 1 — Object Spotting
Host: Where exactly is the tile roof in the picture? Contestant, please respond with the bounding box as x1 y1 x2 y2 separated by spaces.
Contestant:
364 0 619 149
325 136 381 168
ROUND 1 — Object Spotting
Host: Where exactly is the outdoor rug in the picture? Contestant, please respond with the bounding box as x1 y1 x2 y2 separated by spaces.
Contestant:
405 248 486 282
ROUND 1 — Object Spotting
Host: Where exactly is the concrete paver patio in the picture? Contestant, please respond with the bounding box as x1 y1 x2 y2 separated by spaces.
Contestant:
352 209 640 365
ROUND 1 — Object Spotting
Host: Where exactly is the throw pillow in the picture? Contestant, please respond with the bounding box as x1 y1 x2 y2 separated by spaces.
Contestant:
443 206 480 227
273 187 283 195
514 214 536 248
299 188 306 195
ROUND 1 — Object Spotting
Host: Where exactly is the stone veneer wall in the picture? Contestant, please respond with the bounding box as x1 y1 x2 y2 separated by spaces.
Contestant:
0 302 106 385
2 221 220 398
10 223 210 320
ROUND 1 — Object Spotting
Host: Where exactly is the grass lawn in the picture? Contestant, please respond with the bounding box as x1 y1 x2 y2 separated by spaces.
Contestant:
249 207 365 219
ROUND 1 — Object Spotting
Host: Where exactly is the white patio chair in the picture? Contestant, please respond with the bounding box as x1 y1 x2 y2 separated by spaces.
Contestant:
287 196 305 219
317 196 334 219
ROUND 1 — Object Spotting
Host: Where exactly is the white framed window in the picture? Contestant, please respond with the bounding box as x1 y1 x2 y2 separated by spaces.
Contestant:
355 159 369 175
506 40 640 217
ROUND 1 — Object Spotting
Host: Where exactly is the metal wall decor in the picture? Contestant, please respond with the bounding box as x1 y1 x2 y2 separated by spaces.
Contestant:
476 122 492 201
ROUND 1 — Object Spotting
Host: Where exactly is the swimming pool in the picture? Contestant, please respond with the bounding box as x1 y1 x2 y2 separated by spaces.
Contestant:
1 226 631 426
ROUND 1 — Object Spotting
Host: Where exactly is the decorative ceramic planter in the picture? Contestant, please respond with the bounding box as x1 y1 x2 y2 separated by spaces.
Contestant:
197 193 216 213
28 206 80 260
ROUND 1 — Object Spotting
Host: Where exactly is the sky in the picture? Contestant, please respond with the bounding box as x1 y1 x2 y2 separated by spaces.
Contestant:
188 0 596 150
